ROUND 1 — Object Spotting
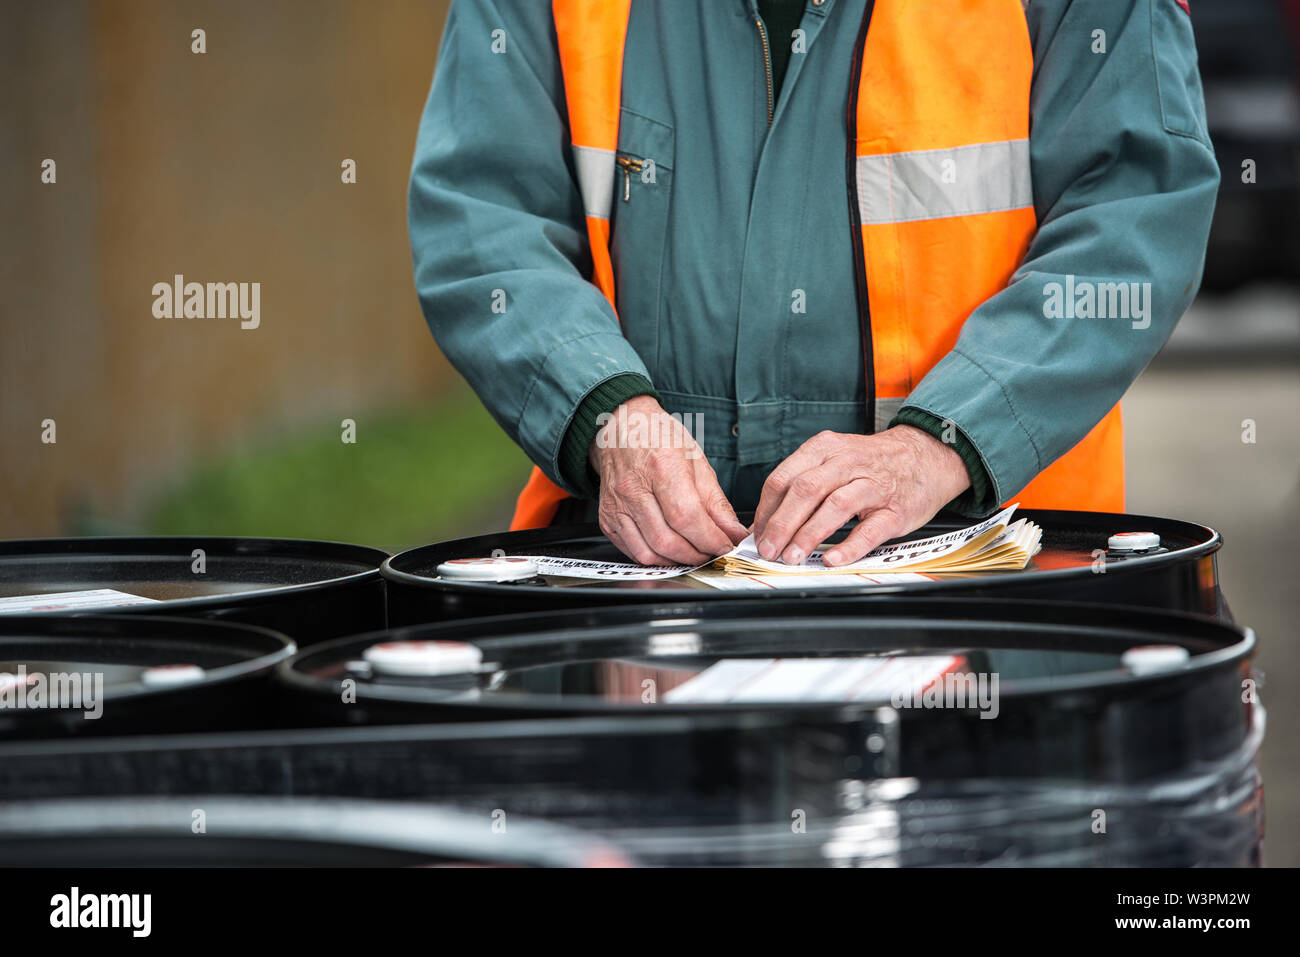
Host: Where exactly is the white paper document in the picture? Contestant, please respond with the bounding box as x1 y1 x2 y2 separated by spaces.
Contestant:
0 588 161 613
518 555 705 580
688 570 935 590
503 504 1039 582
718 504 1030 575
662 655 965 704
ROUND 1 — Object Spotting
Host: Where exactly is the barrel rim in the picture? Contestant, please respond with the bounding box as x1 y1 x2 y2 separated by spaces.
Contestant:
0 536 390 613
277 596 1254 716
0 795 630 867
0 708 834 761
381 508 1222 601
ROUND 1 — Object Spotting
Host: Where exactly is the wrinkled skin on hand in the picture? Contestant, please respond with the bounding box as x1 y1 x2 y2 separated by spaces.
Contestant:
751 425 971 567
591 395 748 565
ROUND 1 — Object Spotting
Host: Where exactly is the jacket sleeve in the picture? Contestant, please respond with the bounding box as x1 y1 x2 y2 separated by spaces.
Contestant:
896 0 1220 513
408 0 652 494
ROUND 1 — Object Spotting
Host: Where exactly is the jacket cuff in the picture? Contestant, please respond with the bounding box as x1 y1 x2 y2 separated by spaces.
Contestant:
559 374 659 498
891 406 999 518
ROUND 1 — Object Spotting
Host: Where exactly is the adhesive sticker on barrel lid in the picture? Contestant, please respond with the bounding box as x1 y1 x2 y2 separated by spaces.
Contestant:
140 664 206 686
663 655 965 704
1122 644 1190 675
1108 531 1161 552
435 557 539 582
364 640 483 677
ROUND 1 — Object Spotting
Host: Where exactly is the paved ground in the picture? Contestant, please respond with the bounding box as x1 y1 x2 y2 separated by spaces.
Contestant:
1125 348 1299 865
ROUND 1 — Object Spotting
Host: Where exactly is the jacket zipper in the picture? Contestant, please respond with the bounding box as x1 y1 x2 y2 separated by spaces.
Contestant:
846 3 877 433
754 17 774 128
616 154 643 202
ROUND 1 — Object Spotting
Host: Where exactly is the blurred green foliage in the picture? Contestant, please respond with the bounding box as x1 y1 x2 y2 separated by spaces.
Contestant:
143 387 530 550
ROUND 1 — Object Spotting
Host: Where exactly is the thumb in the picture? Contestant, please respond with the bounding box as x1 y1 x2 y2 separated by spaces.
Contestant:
693 456 747 545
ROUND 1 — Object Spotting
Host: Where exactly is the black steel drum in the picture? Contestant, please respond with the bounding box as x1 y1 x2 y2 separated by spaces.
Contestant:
0 537 388 645
277 597 1256 776
267 597 1264 865
0 699 1261 866
0 796 631 867
384 510 1225 626
0 614 294 738
0 714 873 865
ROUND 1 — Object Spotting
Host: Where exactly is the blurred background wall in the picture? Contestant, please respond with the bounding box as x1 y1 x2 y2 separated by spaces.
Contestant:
1 0 530 549
1 0 1298 861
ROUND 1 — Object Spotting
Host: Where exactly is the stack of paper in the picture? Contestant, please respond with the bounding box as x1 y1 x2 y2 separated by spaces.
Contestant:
714 504 1040 577
502 504 1040 584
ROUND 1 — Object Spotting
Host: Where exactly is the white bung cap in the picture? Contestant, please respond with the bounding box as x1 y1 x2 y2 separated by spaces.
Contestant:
435 557 539 581
1107 531 1161 552
141 663 206 686
1122 644 1190 675
363 640 483 677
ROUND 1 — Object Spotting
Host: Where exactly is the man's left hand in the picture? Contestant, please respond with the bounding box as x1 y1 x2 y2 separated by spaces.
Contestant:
751 425 971 567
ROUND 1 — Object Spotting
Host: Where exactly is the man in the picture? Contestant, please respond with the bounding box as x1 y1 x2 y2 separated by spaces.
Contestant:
409 0 1218 567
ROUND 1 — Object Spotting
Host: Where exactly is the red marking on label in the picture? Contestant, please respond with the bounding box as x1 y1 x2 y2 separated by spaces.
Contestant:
1175 0 1190 14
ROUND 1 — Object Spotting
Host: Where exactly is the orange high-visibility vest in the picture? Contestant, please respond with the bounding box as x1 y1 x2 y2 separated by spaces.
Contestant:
512 0 1124 530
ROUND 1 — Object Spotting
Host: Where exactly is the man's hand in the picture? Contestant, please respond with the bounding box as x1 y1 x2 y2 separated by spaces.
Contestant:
752 425 971 567
591 395 748 565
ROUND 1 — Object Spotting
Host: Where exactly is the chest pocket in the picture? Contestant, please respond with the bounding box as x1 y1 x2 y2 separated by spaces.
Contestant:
610 108 674 373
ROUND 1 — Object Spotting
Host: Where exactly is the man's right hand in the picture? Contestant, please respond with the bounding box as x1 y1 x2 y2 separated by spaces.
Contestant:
590 395 748 565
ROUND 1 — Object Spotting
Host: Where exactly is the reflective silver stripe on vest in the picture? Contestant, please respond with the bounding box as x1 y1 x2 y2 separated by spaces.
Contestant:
873 396 905 434
573 144 616 220
856 139 1032 226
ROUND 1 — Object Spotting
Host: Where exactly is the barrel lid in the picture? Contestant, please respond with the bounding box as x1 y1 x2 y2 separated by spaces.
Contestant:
384 510 1222 617
285 597 1252 726
1108 531 1161 552
436 557 539 582
0 614 294 706
363 640 482 677
0 538 389 615
1122 644 1190 675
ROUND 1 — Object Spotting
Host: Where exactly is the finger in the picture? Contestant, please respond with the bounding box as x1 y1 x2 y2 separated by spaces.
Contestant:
657 494 731 558
629 483 715 565
620 512 692 566
640 454 731 558
781 478 878 565
653 469 733 557
691 456 748 546
752 441 834 541
756 460 852 562
600 506 661 566
822 509 906 566
600 473 687 566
